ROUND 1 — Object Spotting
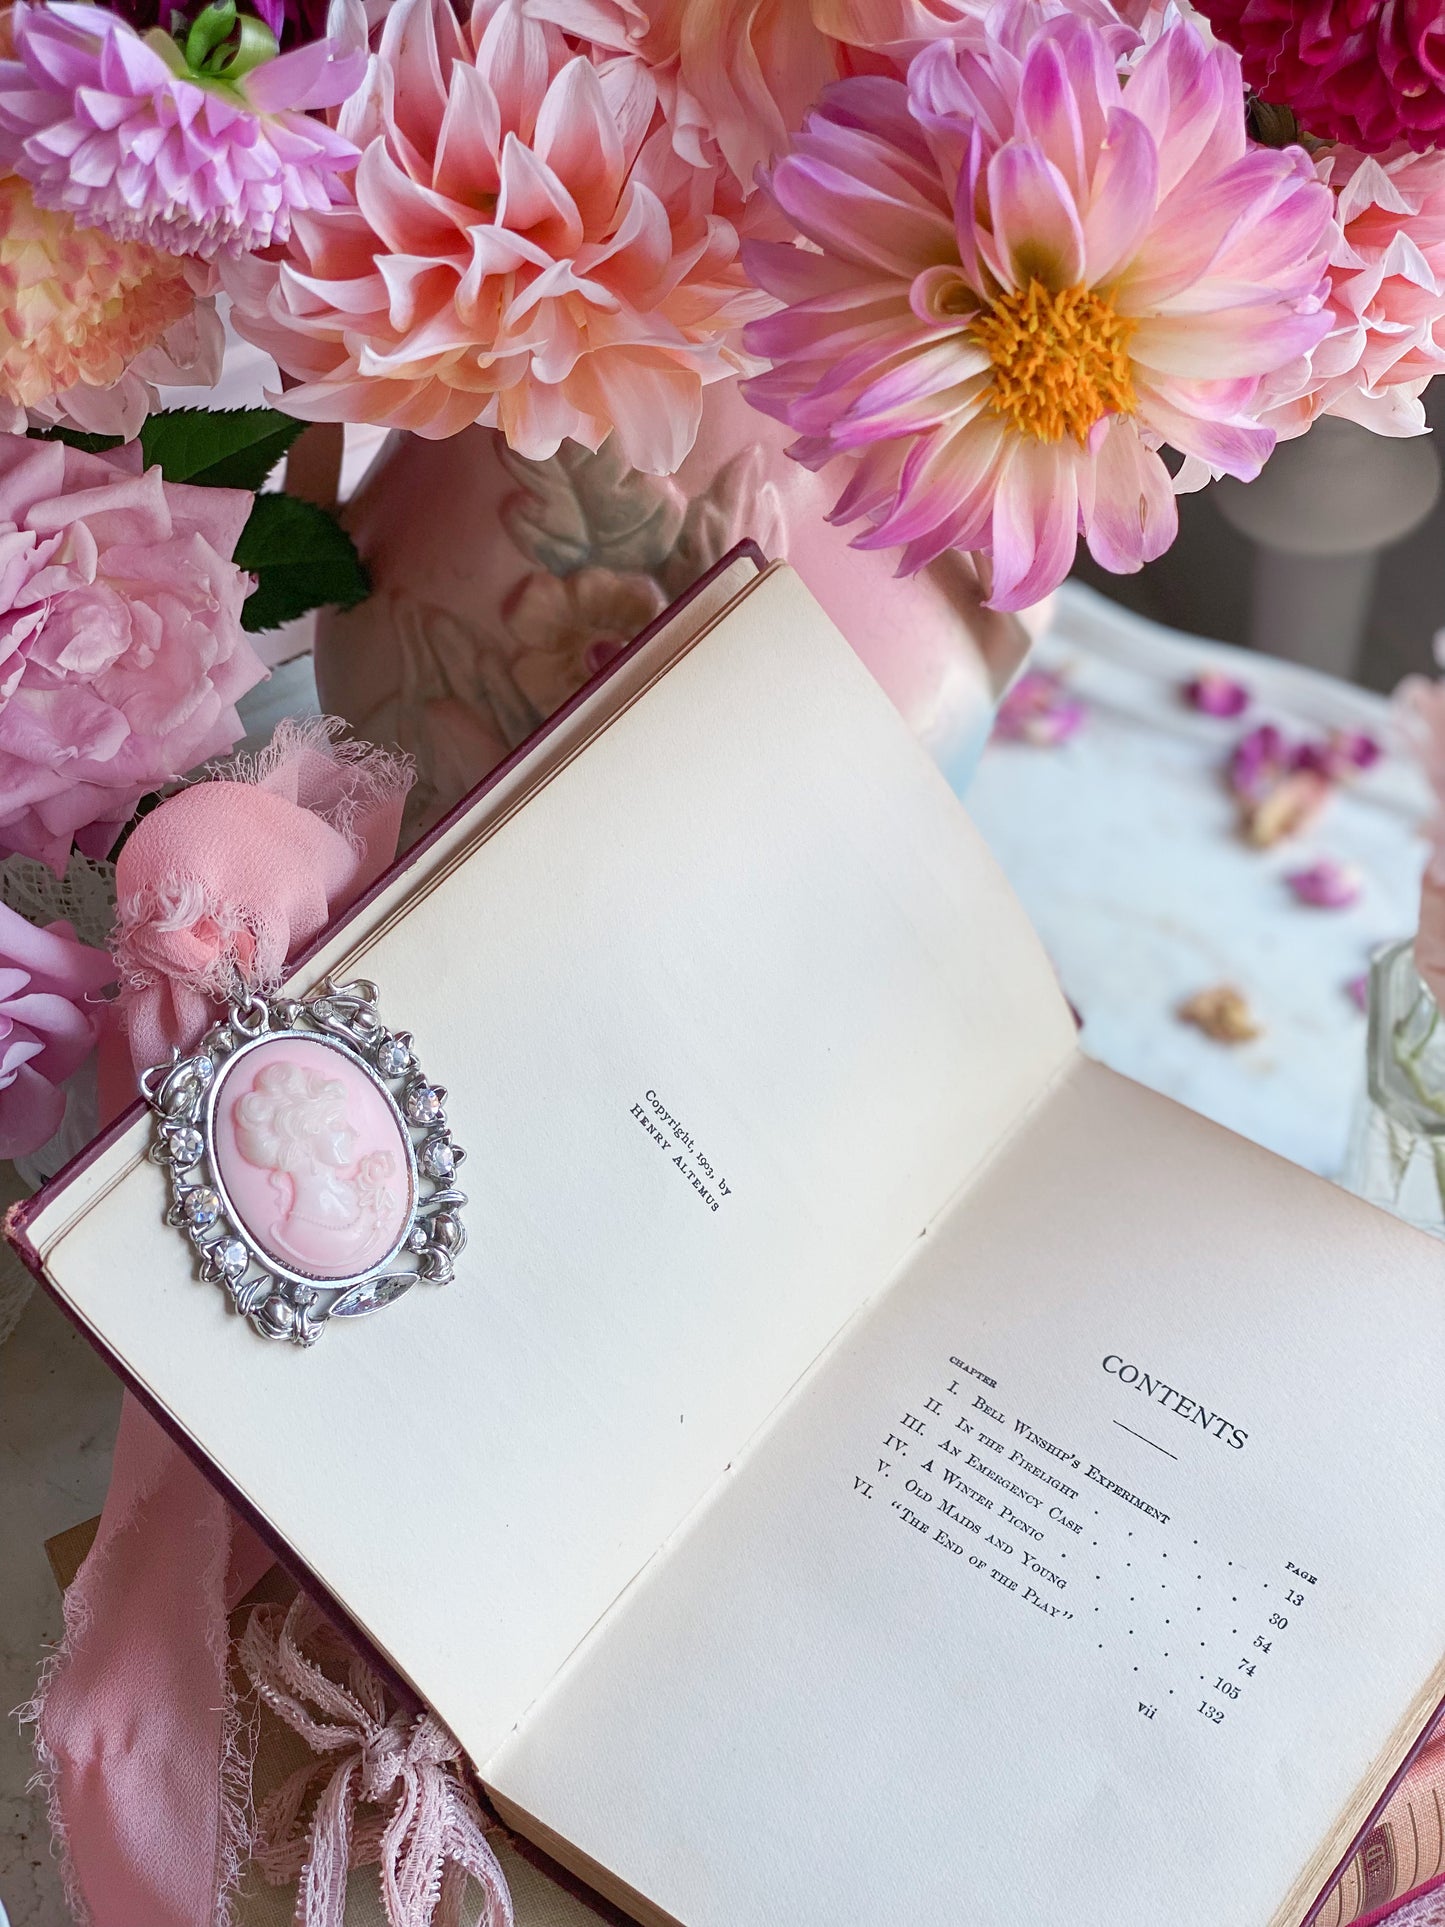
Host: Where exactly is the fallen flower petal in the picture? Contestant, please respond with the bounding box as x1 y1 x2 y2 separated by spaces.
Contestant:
1294 729 1383 781
1178 985 1263 1044
1242 768 1333 846
993 669 1087 747
1345 971 1370 1012
1228 723 1289 805
1287 860 1364 909
1185 672 1250 719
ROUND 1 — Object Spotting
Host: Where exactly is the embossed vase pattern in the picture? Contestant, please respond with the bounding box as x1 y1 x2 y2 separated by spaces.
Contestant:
315 384 1031 842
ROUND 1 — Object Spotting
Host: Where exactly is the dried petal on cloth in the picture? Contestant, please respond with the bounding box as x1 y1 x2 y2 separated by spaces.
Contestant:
1178 983 1263 1044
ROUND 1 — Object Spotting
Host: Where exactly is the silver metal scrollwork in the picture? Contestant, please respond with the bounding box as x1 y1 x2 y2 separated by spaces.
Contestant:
141 980 468 1345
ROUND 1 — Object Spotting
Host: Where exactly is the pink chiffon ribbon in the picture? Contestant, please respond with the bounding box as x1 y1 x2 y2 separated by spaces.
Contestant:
241 1597 513 1927
30 718 415 1927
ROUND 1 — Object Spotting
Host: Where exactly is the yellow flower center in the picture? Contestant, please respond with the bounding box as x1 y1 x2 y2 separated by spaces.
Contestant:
971 278 1137 446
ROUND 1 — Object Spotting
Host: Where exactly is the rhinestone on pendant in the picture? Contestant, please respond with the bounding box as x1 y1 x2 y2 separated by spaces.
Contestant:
419 1135 456 1181
168 1126 205 1168
181 1187 222 1232
375 1035 413 1079
144 981 468 1346
404 1081 444 1127
214 1237 249 1277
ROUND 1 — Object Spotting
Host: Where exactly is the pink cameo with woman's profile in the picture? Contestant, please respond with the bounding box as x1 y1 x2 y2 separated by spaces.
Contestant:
214 1037 413 1279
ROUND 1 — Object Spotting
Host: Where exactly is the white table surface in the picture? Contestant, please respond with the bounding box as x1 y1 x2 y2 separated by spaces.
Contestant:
968 583 1431 1180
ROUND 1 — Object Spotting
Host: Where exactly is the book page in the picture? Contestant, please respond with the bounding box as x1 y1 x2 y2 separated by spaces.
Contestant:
488 1057 1445 1927
23 564 1077 1767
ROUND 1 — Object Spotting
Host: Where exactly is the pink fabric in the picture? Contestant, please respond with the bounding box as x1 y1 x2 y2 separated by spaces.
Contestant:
30 717 412 1927
108 716 410 1090
241 1596 513 1927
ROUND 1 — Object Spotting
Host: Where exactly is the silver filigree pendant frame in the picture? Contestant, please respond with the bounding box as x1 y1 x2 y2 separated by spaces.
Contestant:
141 980 467 1345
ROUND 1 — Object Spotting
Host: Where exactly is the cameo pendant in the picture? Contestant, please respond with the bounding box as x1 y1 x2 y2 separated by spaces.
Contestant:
141 980 467 1345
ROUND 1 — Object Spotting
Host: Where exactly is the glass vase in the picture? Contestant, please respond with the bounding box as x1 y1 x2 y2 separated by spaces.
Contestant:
1344 938 1445 1237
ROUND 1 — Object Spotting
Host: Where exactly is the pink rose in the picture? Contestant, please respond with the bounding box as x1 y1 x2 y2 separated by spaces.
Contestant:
0 434 266 873
0 898 114 1158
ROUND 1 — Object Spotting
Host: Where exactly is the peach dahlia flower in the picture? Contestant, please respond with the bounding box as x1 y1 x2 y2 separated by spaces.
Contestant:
225 0 769 472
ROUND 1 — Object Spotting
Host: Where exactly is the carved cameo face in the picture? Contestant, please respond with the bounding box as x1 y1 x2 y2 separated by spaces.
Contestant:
213 1037 415 1280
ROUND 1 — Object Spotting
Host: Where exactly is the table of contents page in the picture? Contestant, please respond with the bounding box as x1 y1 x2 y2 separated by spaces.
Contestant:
487 1061 1445 1927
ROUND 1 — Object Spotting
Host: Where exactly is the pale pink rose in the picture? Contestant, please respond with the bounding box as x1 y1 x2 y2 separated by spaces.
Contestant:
0 436 267 874
0 899 113 1159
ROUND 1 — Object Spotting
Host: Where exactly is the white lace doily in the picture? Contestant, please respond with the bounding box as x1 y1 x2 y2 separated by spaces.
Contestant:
1 851 117 951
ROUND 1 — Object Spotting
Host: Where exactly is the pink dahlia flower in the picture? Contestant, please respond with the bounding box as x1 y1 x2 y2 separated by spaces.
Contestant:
527 0 852 186
528 0 1169 189
0 900 113 1159
816 0 1172 47
0 435 266 873
225 0 769 470
0 173 223 440
0 2 364 259
1194 0 1445 154
743 6 1333 610
1264 144 1445 442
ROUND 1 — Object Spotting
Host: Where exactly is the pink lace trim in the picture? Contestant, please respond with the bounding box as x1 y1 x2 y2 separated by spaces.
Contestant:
240 1596 514 1927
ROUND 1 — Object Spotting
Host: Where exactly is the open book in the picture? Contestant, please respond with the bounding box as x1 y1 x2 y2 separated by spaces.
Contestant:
11 555 1445 1927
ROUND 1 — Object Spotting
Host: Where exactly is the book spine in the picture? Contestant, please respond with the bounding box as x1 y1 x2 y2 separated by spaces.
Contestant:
1317 1738 1445 1927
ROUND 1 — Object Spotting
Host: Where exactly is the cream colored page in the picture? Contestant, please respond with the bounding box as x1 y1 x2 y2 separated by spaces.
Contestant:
488 1059 1445 1927
34 566 1076 1765
22 556 763 1246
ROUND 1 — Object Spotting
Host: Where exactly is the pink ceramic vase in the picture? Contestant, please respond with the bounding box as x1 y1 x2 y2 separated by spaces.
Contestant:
314 383 1033 840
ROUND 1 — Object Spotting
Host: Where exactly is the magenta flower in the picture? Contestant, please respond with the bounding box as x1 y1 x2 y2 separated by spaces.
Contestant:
1193 0 1445 155
0 901 113 1159
1287 858 1363 909
0 435 266 873
993 667 1086 745
1185 671 1250 718
0 2 363 260
742 6 1333 611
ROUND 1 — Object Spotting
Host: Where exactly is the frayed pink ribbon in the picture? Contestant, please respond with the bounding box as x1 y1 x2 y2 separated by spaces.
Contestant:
241 1597 514 1927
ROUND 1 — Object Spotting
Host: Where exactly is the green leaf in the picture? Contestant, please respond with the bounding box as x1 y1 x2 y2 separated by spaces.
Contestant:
235 492 370 633
139 407 308 491
27 424 124 455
